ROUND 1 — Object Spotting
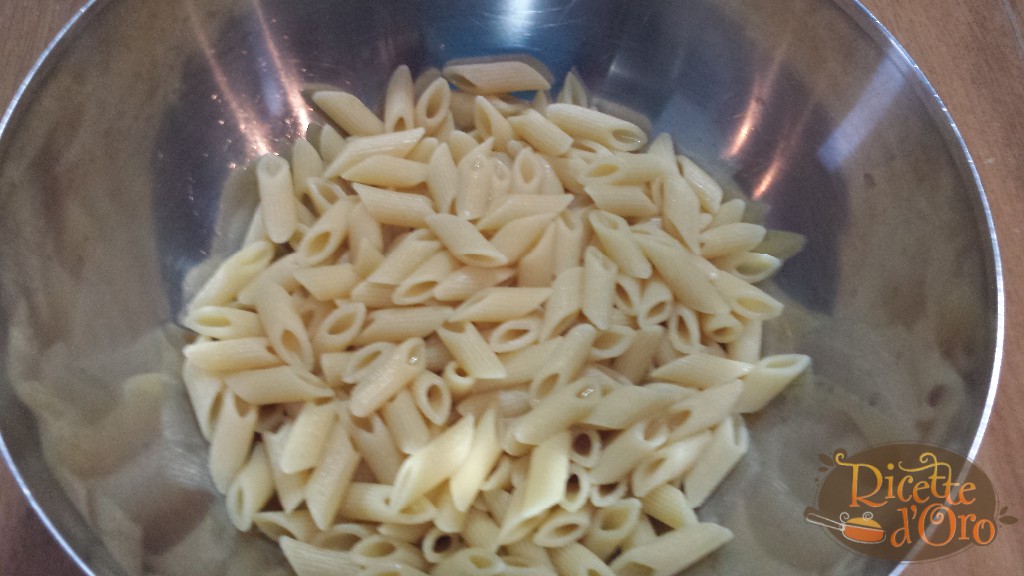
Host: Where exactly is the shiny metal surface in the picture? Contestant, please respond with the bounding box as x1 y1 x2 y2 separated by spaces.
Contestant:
0 0 1001 574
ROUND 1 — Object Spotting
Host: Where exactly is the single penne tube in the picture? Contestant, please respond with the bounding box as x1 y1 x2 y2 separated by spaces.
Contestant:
475 338 563 391
582 246 618 330
347 201 385 258
588 324 635 362
578 152 667 185
488 212 558 265
735 354 810 413
256 154 298 243
590 478 629 508
279 536 362 576
633 232 729 314
557 68 589 107
183 306 263 340
252 510 318 543
529 323 598 400
658 173 702 254
583 385 674 430
510 376 602 445
411 371 452 426
350 337 427 417
509 147 546 195
425 142 459 214
710 269 784 320
639 483 699 529
342 155 429 188
424 213 508 268
305 421 361 530
545 103 647 152
443 57 551 94
613 274 642 316
339 483 437 525
540 266 583 340
225 365 333 405
515 430 572 522
182 360 223 440
462 504 501 549
637 278 674 330
422 527 466 564
188 240 276 311
450 287 552 323
678 154 724 213
390 415 475 510
715 251 781 284
487 313 543 354
183 337 281 372
455 138 496 220
443 360 477 397
589 418 668 485
382 389 432 455
351 534 426 571
415 76 452 135
348 280 395 309
582 498 641 560
352 306 453 346
432 484 468 534
208 391 257 493
474 96 516 150
368 229 442 285
683 414 749 508
279 401 338 474
532 508 590 548
516 222 558 288
559 463 594 513
234 252 304 305
611 326 664 383
448 408 504 511
294 263 360 301
394 251 460 306
312 301 366 353
588 211 652 279
609 523 734 576
701 310 745 344
430 548 506 576
665 380 743 439
437 322 507 379
343 411 402 484
569 428 602 469
324 127 425 178
456 387 531 419
667 305 702 354
342 342 395 384
549 543 615 576
262 424 308 512
631 432 712 498
383 64 415 133
408 135 440 163
251 281 315 370
312 90 385 136
552 207 589 275
475 193 573 231
650 352 752 389
291 138 323 197
700 221 767 259
433 266 515 302
224 440 272 532
352 182 436 228
507 109 573 156
302 177 346 216
445 128 477 161
584 183 658 218
317 123 347 163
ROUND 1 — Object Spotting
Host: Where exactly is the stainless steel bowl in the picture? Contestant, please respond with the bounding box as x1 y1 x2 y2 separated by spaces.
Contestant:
0 0 1001 574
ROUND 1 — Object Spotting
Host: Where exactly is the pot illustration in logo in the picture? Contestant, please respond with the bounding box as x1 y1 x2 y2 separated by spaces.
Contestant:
805 510 885 544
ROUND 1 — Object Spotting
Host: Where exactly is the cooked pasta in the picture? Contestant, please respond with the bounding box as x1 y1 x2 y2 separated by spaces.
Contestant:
181 59 809 576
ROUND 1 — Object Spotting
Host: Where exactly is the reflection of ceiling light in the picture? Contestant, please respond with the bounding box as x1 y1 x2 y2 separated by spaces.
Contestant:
818 58 905 171
252 0 311 136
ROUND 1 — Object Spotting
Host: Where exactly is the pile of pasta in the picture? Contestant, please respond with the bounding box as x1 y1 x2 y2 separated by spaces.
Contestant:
180 57 810 576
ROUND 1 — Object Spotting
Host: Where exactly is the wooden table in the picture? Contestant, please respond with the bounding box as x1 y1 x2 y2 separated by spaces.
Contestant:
1 0 1022 574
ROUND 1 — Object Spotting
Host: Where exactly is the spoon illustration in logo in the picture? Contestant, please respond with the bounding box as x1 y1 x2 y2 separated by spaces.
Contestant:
804 508 886 544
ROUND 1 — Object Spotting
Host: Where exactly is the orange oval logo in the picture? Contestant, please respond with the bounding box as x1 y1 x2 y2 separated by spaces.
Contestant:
805 443 1014 562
